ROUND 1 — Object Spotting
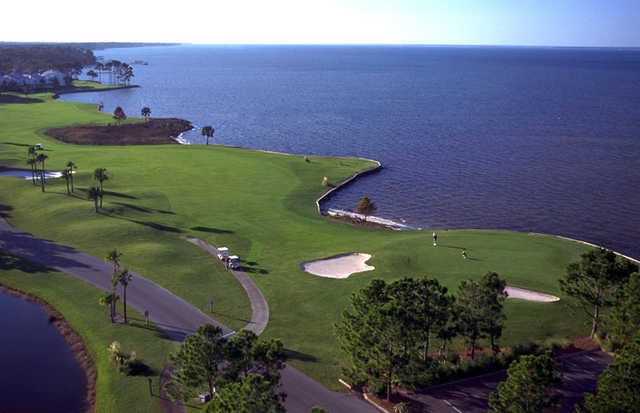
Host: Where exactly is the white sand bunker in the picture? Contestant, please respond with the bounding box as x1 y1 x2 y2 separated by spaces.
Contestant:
301 253 375 279
505 286 560 302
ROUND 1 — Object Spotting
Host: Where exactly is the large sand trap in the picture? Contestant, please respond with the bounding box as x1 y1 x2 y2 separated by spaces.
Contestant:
301 253 375 279
505 286 559 302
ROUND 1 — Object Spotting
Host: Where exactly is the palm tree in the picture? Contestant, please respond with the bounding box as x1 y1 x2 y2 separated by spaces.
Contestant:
201 125 214 145
106 248 123 273
26 158 37 185
66 161 77 192
62 169 71 194
94 63 104 83
36 153 48 192
141 106 151 122
112 269 133 323
88 187 101 212
93 168 108 207
99 292 119 323
27 146 37 185
113 107 126 125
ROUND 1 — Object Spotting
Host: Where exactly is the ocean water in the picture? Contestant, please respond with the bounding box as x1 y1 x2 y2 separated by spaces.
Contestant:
61 45 640 259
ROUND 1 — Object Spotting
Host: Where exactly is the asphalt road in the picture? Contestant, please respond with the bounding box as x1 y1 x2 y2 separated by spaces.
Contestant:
407 350 612 412
0 217 375 413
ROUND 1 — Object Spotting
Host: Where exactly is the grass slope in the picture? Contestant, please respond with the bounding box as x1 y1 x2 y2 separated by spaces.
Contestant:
0 251 177 413
0 93 593 392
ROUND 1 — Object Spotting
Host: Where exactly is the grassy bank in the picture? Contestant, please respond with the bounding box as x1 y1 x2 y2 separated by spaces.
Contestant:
0 92 593 394
0 251 177 413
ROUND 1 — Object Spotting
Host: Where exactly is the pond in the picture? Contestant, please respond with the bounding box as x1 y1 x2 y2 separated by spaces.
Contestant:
0 169 63 179
0 290 87 413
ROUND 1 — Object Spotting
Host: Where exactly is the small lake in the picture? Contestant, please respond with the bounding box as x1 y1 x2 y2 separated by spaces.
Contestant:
0 170 63 179
0 290 87 413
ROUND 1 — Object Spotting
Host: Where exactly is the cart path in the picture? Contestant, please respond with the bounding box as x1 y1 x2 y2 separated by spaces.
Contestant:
185 237 269 335
0 217 375 413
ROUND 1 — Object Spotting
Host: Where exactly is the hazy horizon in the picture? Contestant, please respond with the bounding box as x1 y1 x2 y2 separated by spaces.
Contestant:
2 0 640 48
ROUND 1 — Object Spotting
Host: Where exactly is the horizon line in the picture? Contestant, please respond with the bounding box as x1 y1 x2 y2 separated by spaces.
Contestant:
2 41 640 49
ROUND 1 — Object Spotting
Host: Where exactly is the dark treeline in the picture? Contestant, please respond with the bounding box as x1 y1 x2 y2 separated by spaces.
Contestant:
336 273 509 401
0 45 95 75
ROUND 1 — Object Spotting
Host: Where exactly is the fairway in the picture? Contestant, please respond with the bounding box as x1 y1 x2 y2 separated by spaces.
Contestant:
0 92 593 391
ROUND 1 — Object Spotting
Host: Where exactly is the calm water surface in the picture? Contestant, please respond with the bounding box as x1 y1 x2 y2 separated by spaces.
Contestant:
0 290 87 413
61 45 640 259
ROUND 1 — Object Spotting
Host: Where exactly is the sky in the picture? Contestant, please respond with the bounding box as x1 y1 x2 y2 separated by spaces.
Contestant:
2 0 640 47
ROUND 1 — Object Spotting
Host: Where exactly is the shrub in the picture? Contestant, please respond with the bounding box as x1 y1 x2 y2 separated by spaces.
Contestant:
368 378 386 397
304 156 310 163
394 402 410 413
309 407 326 413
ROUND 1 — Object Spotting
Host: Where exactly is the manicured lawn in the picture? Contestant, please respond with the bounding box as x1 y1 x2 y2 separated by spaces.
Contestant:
0 251 178 413
72 80 120 90
0 92 593 394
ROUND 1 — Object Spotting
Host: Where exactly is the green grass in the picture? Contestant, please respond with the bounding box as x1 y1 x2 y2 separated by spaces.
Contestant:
72 80 121 90
0 251 177 413
0 93 594 397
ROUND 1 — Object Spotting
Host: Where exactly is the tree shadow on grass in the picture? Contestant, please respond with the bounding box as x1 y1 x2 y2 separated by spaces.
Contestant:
240 266 269 275
284 348 318 363
130 219 183 234
191 226 234 234
2 142 34 147
0 94 44 104
0 203 13 218
102 190 138 200
0 252 52 273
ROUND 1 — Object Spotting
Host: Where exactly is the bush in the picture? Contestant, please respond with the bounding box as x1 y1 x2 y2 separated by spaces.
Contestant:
394 402 410 413
368 378 386 397
309 407 326 413
304 156 310 163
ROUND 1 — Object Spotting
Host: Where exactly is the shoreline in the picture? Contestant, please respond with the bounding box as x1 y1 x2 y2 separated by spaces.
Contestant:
48 86 640 262
52 84 140 99
0 284 96 413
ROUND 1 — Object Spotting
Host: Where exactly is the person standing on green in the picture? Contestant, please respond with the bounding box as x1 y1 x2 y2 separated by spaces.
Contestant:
433 232 438 247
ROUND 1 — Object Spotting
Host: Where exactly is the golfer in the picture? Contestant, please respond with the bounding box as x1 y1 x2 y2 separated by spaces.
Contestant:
433 232 438 247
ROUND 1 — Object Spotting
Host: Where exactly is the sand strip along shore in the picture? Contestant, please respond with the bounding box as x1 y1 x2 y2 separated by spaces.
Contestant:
301 253 375 279
504 286 559 302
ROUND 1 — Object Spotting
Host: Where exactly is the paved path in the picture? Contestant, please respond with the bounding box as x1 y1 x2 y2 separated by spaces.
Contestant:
407 350 612 412
0 217 375 413
185 237 269 335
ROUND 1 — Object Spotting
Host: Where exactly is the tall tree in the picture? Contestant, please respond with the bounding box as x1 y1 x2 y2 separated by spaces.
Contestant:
141 106 151 122
112 269 133 323
26 158 37 185
582 339 640 413
98 292 119 323
479 272 508 354
27 146 37 185
93 168 108 208
105 248 123 273
489 353 562 413
62 169 71 194
201 125 214 145
88 186 101 212
335 279 410 401
36 153 48 192
205 373 286 413
166 324 228 400
66 161 77 192
602 272 640 350
355 196 377 222
559 249 638 338
456 279 487 360
412 277 454 360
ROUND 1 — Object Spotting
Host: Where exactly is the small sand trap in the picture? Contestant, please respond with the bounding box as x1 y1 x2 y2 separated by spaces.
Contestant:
301 253 375 279
505 286 559 302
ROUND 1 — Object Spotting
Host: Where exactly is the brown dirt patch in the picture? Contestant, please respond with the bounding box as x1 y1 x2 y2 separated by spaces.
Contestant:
0 284 96 413
46 118 193 145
